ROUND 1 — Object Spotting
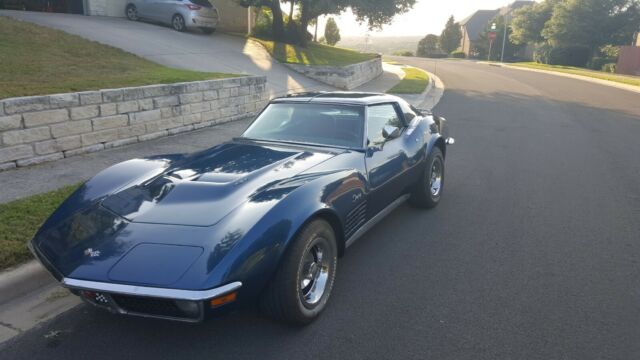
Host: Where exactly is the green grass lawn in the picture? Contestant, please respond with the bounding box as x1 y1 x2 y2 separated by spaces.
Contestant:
0 184 79 270
0 17 238 99
510 62 640 87
388 67 430 94
252 37 378 66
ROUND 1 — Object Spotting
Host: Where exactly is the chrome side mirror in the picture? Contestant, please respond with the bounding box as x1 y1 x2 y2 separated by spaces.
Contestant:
382 126 401 140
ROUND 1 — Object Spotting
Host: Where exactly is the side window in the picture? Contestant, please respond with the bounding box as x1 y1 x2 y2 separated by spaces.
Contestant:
367 104 404 145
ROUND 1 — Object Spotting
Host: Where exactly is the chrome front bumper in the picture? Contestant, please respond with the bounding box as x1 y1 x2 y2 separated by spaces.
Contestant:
64 279 242 323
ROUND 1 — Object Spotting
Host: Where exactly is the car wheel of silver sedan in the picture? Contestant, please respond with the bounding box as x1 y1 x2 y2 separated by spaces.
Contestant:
260 219 338 326
126 5 138 21
172 14 186 32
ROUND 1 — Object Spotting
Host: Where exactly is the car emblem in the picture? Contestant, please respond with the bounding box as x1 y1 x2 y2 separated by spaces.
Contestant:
84 248 101 258
352 193 363 203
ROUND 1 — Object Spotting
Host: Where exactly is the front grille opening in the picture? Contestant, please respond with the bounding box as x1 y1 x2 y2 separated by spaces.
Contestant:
111 294 200 320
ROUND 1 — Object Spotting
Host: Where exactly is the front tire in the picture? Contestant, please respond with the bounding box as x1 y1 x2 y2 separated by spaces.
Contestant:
172 14 186 32
410 147 445 208
260 219 338 326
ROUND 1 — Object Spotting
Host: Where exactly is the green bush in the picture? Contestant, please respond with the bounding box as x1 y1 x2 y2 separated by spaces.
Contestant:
534 43 553 64
549 45 591 67
602 63 617 73
450 51 466 59
393 51 414 57
252 8 273 39
589 56 610 70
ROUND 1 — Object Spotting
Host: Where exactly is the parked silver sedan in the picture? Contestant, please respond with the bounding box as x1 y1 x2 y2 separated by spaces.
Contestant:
126 0 219 34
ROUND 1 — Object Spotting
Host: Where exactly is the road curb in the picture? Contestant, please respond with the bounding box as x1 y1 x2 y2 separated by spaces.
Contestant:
479 62 640 94
398 70 445 111
0 260 55 306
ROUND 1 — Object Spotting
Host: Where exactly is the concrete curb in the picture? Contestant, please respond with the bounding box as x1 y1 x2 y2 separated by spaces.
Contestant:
0 260 55 306
398 70 445 111
479 62 640 94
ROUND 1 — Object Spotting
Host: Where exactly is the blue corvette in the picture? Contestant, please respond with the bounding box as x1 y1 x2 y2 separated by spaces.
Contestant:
30 92 453 325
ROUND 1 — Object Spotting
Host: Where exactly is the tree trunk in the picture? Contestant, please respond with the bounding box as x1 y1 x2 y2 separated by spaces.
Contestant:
269 2 285 40
314 16 318 42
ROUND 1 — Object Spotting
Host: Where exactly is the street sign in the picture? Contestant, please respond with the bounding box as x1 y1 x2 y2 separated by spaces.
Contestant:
488 31 497 41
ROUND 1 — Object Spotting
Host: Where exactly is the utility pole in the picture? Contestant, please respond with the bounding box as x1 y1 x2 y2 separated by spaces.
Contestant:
500 13 509 62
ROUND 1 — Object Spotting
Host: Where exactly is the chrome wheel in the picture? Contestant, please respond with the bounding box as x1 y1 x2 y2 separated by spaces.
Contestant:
126 6 138 21
429 158 443 197
172 15 185 31
298 239 331 307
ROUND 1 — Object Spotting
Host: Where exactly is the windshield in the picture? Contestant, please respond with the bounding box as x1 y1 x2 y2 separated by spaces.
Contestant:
242 103 365 148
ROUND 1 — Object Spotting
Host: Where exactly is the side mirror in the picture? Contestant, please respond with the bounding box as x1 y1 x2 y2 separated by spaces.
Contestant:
382 126 401 140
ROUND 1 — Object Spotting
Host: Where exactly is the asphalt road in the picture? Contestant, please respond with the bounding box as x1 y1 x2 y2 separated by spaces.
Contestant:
3 60 640 360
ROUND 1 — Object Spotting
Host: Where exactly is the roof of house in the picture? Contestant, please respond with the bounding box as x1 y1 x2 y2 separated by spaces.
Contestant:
460 9 500 42
460 1 534 42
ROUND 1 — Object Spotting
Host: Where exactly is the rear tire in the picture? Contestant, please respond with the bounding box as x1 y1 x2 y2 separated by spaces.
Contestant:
172 14 186 32
201 27 216 34
410 147 445 209
260 219 338 326
126 5 138 21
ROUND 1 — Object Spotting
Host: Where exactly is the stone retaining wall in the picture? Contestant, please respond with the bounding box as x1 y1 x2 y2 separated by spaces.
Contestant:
0 76 268 171
285 57 383 90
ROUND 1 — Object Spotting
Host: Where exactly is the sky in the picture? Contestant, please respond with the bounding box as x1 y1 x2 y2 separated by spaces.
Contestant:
324 0 528 37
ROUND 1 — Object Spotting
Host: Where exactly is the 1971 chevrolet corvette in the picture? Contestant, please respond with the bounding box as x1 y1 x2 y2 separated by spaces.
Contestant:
30 92 454 325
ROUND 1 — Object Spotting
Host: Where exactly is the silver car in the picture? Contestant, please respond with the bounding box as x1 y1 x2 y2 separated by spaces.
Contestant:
126 0 219 34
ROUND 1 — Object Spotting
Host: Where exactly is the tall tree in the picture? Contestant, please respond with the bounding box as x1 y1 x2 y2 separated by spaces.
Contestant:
416 34 441 57
510 0 557 45
439 16 462 54
324 17 341 46
542 0 640 50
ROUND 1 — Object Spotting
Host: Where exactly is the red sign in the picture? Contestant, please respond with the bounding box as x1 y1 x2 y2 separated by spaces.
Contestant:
488 32 497 41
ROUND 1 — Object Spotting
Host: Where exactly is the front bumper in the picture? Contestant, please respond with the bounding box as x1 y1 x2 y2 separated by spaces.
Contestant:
65 279 242 323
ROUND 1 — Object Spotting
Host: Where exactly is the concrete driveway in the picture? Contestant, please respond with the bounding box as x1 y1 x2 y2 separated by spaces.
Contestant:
0 10 332 97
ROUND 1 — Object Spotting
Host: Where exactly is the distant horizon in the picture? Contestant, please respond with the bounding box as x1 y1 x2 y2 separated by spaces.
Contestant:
316 0 538 38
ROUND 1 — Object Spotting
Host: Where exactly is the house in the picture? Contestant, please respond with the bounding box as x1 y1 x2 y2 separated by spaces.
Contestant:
459 1 534 58
13 0 255 34
459 9 499 57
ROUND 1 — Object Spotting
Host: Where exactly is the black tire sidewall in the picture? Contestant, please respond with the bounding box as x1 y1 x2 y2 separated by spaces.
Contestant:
126 5 137 21
292 221 337 320
410 147 445 208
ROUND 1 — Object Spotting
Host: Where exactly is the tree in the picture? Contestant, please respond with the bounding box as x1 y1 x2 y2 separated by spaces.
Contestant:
510 0 557 45
542 0 640 51
439 16 462 54
324 17 341 45
235 0 285 39
475 15 522 61
416 34 441 57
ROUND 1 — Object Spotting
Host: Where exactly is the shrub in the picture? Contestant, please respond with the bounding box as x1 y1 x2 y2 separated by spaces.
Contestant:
450 51 466 59
589 56 610 70
393 51 414 57
252 7 273 39
602 63 617 73
548 45 591 67
534 43 553 64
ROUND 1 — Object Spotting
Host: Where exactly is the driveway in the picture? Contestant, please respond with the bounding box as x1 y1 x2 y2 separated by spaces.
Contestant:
0 10 332 97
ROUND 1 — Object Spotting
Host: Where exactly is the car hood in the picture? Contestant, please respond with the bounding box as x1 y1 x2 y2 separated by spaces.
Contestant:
100 142 336 227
